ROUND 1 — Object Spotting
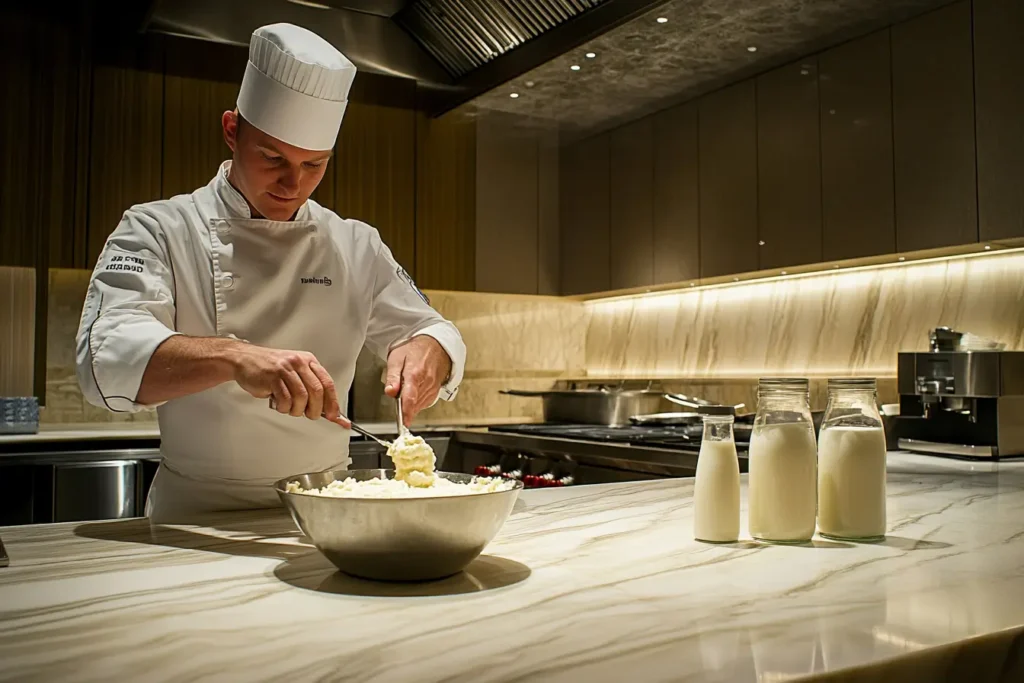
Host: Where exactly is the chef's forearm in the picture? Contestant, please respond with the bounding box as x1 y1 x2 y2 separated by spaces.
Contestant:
136 335 241 405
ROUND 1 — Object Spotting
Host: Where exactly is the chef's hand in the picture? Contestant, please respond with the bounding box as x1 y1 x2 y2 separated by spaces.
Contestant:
230 343 349 427
385 336 452 426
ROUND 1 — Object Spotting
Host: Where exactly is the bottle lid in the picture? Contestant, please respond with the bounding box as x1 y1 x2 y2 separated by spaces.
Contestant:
757 377 809 394
697 404 736 417
827 377 877 391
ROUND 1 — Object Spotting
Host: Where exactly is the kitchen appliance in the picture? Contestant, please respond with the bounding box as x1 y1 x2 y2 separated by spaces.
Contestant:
443 421 753 491
275 469 521 581
897 328 1024 458
501 383 672 427
0 435 430 526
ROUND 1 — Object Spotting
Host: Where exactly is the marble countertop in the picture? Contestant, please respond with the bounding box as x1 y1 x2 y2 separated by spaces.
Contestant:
0 417 536 445
1 453 1023 682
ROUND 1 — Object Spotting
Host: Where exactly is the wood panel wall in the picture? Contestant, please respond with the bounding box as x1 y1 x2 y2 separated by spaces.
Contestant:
0 268 36 397
0 8 477 295
334 79 418 275
415 110 477 291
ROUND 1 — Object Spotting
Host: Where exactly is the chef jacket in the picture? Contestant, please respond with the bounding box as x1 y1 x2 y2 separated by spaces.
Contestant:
76 161 465 520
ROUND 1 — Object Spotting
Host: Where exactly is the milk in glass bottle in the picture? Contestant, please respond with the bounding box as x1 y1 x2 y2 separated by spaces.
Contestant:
817 378 887 542
748 378 817 543
693 407 740 543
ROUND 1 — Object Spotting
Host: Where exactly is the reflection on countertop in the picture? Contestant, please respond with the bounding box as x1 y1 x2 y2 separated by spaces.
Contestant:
1 453 1022 681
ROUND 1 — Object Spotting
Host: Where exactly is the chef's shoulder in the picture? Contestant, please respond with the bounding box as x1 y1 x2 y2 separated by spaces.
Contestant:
309 200 385 256
106 193 203 255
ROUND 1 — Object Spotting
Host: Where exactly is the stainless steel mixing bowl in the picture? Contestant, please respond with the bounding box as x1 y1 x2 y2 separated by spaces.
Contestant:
275 469 522 582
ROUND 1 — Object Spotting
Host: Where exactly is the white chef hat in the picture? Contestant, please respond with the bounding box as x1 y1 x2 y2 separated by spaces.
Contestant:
236 23 357 151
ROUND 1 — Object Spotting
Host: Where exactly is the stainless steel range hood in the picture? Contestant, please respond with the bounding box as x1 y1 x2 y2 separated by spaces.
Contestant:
145 0 452 85
141 0 670 115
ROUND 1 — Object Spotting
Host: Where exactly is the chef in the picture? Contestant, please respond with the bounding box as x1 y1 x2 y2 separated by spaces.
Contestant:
75 23 466 523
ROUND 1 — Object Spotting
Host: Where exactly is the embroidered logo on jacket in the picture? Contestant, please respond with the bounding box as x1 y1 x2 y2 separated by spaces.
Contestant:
300 276 333 286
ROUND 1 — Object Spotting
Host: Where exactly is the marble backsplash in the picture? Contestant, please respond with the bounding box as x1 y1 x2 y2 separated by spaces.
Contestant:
584 250 1024 408
43 270 154 424
20 249 1024 424
38 272 586 425
351 290 587 422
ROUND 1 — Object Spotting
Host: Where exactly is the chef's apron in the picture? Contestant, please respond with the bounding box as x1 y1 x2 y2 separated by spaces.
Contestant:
147 203 362 524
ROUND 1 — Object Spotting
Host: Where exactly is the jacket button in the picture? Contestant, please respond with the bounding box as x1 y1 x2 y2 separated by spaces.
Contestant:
222 274 235 289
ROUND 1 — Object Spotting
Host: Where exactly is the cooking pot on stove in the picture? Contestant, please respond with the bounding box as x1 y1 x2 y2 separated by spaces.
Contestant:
500 387 671 427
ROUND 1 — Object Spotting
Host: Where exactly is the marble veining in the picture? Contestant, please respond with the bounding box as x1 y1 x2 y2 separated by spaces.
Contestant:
585 251 1024 382
1 454 1023 682
467 0 954 138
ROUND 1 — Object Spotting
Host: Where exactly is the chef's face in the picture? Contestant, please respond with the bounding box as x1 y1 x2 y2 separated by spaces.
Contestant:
222 110 332 221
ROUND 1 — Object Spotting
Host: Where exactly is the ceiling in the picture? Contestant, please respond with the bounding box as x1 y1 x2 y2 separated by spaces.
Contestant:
465 0 956 139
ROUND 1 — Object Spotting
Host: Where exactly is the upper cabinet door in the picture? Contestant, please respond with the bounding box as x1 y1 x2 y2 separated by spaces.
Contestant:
756 60 823 270
475 112 540 295
609 118 654 289
699 80 758 278
892 1 977 252
819 31 896 261
653 103 700 284
560 134 611 295
975 0 1024 241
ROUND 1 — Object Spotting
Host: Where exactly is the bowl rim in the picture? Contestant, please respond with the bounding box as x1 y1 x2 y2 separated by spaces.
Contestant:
274 468 524 501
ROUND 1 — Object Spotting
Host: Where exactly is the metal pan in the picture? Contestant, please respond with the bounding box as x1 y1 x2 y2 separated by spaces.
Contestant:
500 388 671 427
629 412 702 426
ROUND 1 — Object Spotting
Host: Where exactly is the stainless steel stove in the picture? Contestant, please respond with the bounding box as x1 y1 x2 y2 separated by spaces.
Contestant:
489 423 753 450
446 424 749 489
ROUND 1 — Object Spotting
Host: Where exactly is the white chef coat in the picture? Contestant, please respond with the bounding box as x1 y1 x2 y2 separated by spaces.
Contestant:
76 161 465 522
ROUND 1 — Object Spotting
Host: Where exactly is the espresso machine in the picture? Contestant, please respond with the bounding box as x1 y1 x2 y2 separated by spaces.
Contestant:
897 328 1024 458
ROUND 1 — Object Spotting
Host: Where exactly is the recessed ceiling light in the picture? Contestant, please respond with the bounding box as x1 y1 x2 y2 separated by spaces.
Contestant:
586 52 596 59
781 271 787 275
984 245 992 250
525 80 535 87
898 257 906 262
733 277 740 282
570 64 581 71
689 283 696 287
747 46 758 52
656 17 668 24
833 265 840 269
800 69 809 76
509 92 519 98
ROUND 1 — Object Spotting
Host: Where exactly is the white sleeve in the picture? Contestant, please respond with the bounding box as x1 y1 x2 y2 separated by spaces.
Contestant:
76 209 181 413
363 238 466 402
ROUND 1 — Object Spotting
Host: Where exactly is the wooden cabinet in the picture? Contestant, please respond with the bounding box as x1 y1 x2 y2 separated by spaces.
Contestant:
757 60 823 269
335 75 417 275
86 37 164 266
653 103 699 284
0 11 88 269
698 81 758 278
162 39 247 200
609 118 654 289
475 112 540 294
415 111 476 291
974 0 1024 241
537 134 561 295
892 1 977 252
819 31 896 260
560 134 610 295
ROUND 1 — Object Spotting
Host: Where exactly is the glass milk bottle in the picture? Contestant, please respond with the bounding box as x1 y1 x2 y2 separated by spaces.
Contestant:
748 378 818 544
693 408 740 543
817 378 887 542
